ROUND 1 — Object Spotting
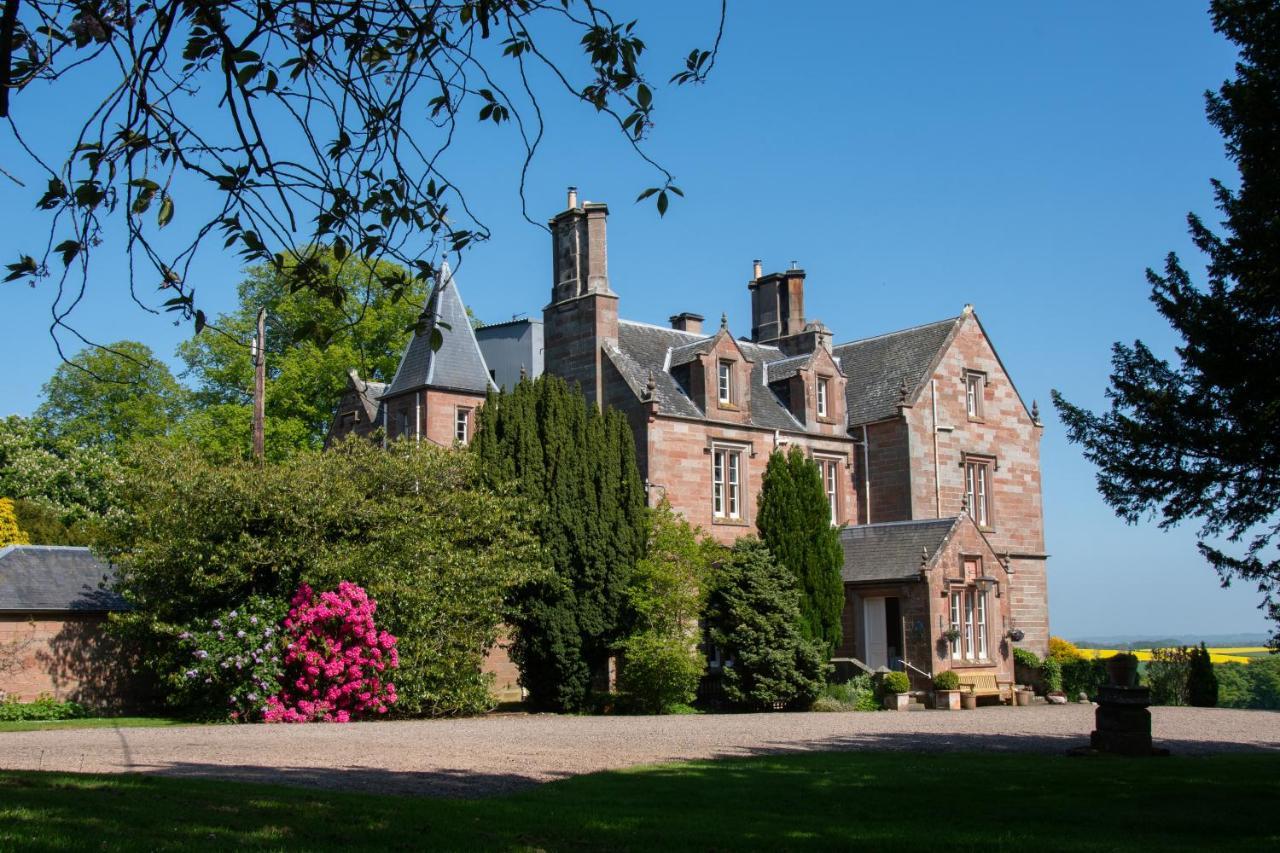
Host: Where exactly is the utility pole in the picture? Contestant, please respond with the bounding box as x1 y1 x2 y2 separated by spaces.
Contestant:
252 307 266 460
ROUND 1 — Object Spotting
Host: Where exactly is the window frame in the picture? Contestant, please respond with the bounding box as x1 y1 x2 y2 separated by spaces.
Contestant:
963 456 994 530
816 376 829 418
717 360 734 405
711 443 746 522
965 370 986 421
454 407 472 445
949 586 991 662
815 454 841 526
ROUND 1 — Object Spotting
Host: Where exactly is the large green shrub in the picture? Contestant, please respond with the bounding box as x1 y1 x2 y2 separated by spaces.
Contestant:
1039 657 1064 693
617 631 703 714
1061 658 1106 699
472 375 648 712
1188 643 1219 707
1013 647 1040 670
705 538 827 711
101 438 540 717
755 446 844 653
813 675 878 712
1213 656 1280 709
1147 647 1193 706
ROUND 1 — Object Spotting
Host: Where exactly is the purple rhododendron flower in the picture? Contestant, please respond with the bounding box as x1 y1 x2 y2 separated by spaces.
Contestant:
194 650 209 659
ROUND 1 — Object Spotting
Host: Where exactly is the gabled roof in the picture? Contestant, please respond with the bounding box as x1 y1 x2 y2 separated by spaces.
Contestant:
0 546 127 612
763 353 810 384
385 263 496 397
832 316 961 425
611 320 803 431
839 517 960 584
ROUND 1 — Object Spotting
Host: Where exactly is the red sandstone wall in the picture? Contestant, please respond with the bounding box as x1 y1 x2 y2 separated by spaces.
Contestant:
644 416 857 546
0 614 138 708
864 419 911 524
902 312 1048 656
482 629 523 704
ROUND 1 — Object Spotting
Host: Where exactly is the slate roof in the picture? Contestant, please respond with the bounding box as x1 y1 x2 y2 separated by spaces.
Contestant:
832 316 960 425
838 517 960 584
763 354 810 384
0 546 127 612
611 320 802 431
385 263 496 397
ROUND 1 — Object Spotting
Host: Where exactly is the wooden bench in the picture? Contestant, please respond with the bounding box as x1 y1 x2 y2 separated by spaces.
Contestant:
957 671 1014 704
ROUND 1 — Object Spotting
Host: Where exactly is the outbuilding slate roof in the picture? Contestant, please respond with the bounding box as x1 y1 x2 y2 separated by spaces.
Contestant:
348 371 387 425
611 320 803 431
385 263 497 397
833 316 960 425
839 517 960 584
0 546 126 612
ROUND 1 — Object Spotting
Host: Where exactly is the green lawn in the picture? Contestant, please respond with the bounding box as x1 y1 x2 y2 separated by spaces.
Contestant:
1 751 1276 851
0 717 185 733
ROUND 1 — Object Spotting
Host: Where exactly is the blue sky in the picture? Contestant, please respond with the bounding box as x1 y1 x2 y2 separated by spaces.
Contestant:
0 2 1269 638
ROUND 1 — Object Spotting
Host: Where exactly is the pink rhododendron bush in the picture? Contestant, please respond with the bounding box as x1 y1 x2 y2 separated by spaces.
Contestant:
263 581 399 723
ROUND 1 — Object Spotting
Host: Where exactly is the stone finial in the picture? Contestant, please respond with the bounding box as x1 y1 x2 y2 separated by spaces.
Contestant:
643 370 657 400
519 363 527 380
961 493 970 513
920 546 930 566
720 312 728 331
1031 399 1041 424
898 377 910 404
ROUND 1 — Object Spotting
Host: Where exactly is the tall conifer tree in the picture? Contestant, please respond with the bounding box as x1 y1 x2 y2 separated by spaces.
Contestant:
756 446 844 653
473 375 647 711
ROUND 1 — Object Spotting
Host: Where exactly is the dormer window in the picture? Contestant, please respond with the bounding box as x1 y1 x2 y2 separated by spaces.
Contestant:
816 377 829 418
717 360 734 405
965 371 985 420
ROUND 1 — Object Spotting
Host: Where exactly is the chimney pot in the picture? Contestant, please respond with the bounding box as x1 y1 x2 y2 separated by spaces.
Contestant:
752 259 762 280
567 186 578 209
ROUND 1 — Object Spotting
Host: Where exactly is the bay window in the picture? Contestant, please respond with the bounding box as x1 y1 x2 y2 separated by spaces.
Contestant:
949 587 991 661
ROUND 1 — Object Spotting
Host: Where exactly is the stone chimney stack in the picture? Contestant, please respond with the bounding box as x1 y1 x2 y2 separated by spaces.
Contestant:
748 262 806 344
544 188 619 409
669 312 704 334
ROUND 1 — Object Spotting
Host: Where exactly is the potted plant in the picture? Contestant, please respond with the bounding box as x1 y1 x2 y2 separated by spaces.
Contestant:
1006 628 1025 642
933 670 961 710
1015 685 1033 706
1105 652 1139 688
881 671 912 710
960 689 978 710
943 626 962 645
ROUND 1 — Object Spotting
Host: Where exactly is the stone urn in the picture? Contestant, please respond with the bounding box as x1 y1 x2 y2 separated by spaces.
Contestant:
1106 653 1140 688
936 689 961 711
960 691 978 710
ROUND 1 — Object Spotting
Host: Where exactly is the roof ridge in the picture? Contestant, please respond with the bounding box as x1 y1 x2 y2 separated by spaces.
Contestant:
619 318 706 337
832 316 959 350
842 517 960 532
0 544 95 553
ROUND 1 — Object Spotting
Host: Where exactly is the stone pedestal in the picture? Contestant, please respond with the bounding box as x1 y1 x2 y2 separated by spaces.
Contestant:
1089 686 1160 756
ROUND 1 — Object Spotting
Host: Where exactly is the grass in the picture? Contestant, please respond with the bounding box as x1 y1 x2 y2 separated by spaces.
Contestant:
0 717 185 733
2 751 1278 851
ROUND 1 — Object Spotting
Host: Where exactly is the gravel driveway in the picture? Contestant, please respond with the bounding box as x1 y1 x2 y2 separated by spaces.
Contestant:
3 705 1277 797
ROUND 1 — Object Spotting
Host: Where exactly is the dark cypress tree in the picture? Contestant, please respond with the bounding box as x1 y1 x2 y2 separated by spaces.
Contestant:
1188 642 1220 708
472 374 647 710
706 538 828 710
756 445 844 653
1052 1 1280 646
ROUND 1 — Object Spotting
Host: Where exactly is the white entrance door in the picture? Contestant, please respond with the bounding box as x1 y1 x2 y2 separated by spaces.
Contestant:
863 597 887 669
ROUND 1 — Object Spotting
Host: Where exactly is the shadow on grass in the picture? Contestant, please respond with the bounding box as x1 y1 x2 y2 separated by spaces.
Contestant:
152 761 557 797
3 750 1280 852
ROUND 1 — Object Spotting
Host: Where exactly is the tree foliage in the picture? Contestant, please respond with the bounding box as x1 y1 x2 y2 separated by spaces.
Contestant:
471 374 647 711
1188 642 1219 708
705 537 827 711
176 251 426 456
755 445 844 652
35 340 187 449
4 0 723 344
1052 0 1280 646
0 415 119 524
0 497 30 546
100 436 540 716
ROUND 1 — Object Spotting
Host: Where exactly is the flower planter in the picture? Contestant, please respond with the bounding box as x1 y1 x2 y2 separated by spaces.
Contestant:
960 691 978 710
935 689 960 711
1015 689 1033 707
884 693 911 711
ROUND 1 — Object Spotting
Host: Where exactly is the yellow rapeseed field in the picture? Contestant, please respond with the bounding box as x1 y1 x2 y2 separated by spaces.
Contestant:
1080 647 1266 665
